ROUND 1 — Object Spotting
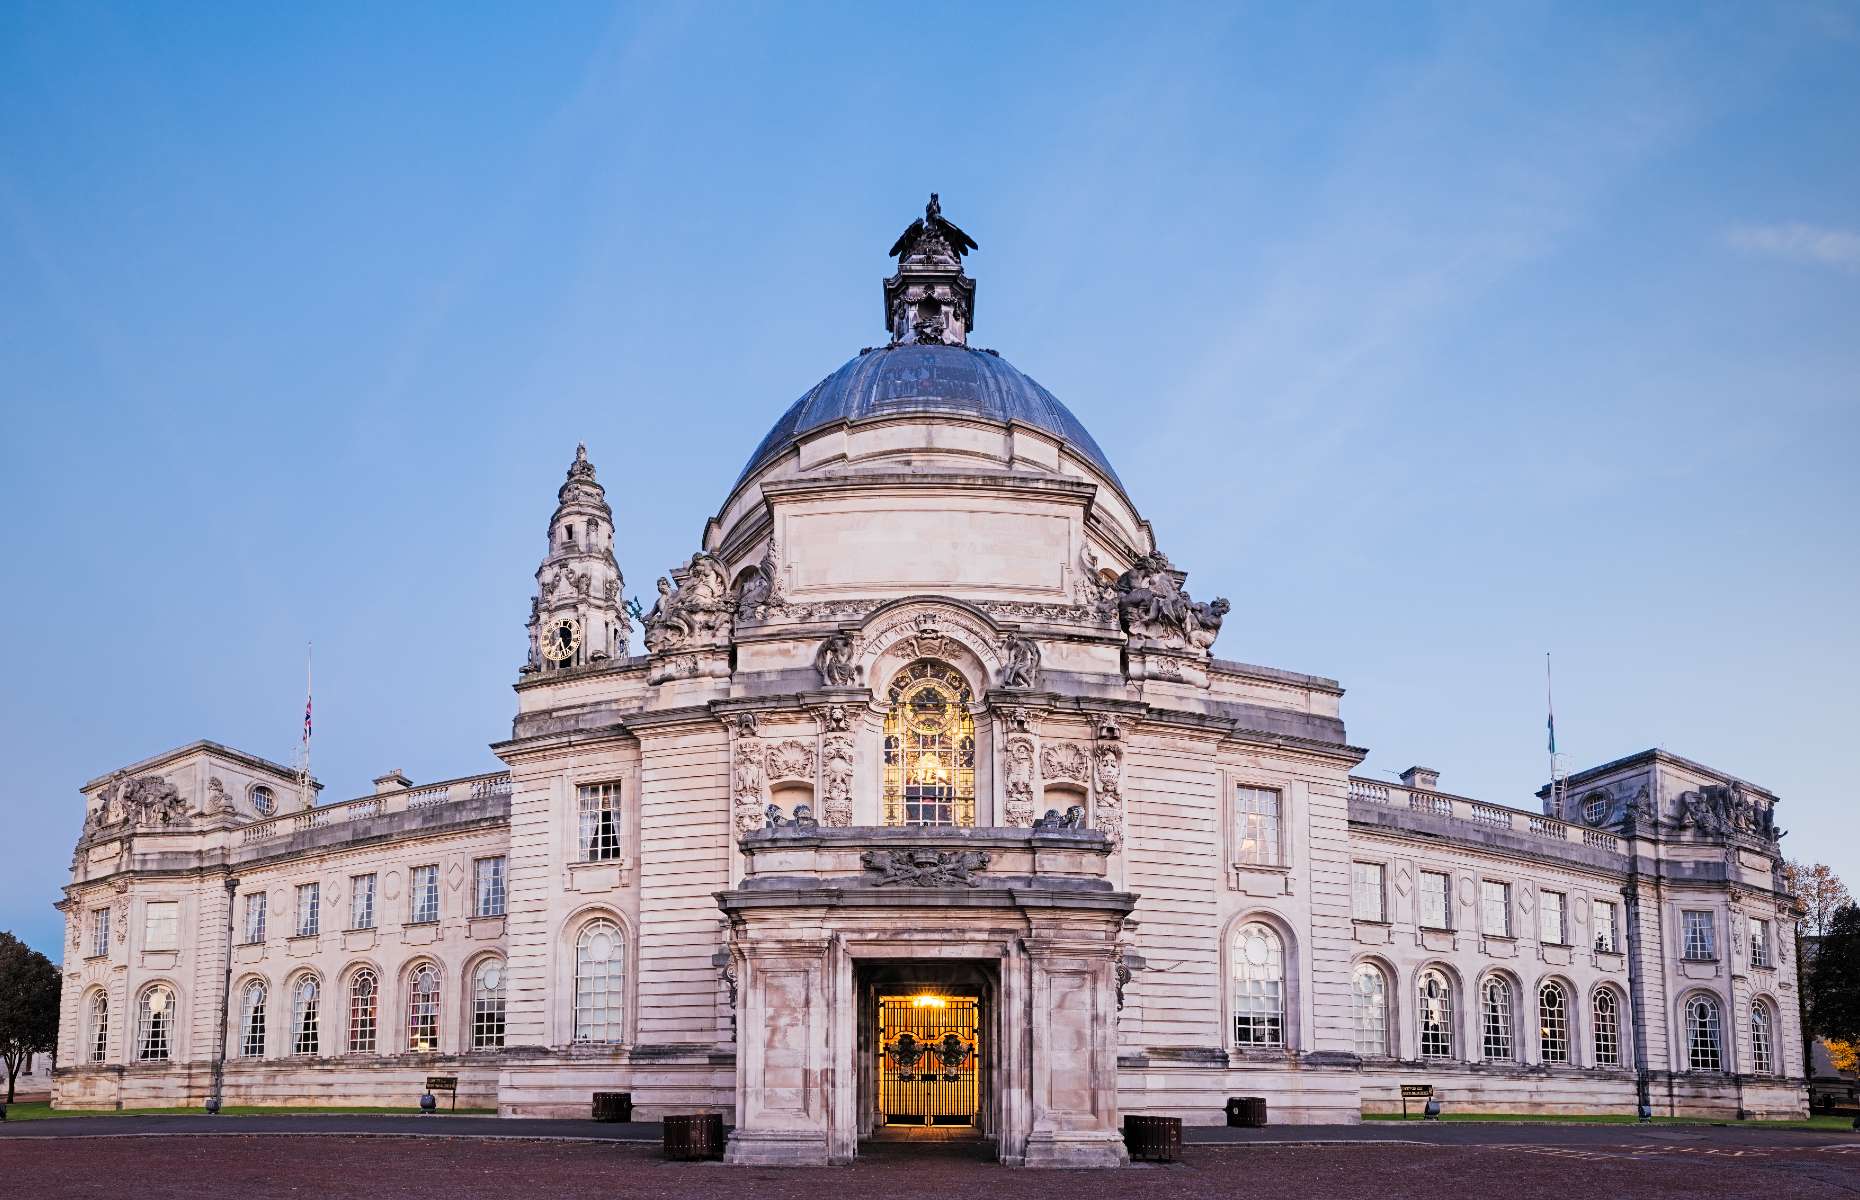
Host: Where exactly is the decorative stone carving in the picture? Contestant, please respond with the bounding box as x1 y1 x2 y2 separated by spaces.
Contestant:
112 878 129 942
1033 806 1086 830
1040 743 1091 786
766 739 817 782
860 848 991 888
1004 736 1037 827
67 913 81 949
764 802 819 831
732 740 766 836
643 552 734 655
1096 715 1124 743
1075 546 1120 623
1003 705 1034 733
1112 551 1228 655
998 635 1040 689
815 633 861 687
1094 744 1125 847
1671 781 1777 841
817 704 853 734
733 566 771 619
205 776 236 815
92 774 189 830
820 736 855 827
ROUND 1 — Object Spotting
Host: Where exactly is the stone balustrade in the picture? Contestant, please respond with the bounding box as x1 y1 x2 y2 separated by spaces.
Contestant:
1346 776 1625 855
238 771 511 846
735 824 1115 891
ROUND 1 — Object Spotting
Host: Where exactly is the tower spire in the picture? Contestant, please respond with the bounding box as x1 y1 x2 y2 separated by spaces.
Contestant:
884 193 977 346
523 444 629 674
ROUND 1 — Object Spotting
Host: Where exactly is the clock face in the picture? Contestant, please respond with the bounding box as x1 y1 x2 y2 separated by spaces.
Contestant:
541 617 581 662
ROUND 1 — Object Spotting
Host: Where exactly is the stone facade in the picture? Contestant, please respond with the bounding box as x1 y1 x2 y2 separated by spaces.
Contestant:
51 200 1807 1159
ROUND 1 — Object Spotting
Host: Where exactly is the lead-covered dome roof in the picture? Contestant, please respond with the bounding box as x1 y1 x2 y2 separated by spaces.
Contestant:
736 343 1123 491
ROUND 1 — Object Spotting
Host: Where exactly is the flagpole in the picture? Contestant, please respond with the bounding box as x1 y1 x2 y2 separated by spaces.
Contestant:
1545 652 1558 814
298 641 313 811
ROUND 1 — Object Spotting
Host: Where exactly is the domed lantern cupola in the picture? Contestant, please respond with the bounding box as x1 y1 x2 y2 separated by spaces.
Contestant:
524 443 630 674
884 193 978 347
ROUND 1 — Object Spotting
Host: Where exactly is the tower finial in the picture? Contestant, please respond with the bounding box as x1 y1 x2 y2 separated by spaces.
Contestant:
883 194 977 346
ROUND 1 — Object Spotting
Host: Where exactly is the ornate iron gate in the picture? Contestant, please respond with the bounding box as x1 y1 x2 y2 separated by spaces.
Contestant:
877 994 980 1127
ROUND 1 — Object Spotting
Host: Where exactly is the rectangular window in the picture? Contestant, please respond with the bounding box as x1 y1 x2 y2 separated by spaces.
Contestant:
474 856 507 918
1540 891 1566 945
1594 900 1619 953
295 882 320 937
90 907 111 958
242 892 267 944
409 865 439 924
1750 918 1771 968
578 782 623 862
1481 880 1511 936
1234 786 1284 867
350 873 376 930
1682 910 1716 960
1352 862 1386 921
142 901 178 952
1420 871 1451 929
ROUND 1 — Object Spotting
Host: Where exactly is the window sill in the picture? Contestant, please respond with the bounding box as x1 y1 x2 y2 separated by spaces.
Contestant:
83 953 109 963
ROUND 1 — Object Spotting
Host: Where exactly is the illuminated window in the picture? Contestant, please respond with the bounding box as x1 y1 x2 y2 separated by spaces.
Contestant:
574 919 626 1043
406 964 440 1052
1235 786 1283 866
239 980 267 1058
1594 989 1621 1067
1481 976 1514 1061
1231 923 1285 1047
1352 964 1389 1057
881 661 976 827
88 992 109 1064
1539 981 1569 1064
1417 970 1454 1058
1686 995 1722 1071
291 975 320 1056
347 969 378 1053
137 985 174 1061
472 959 506 1050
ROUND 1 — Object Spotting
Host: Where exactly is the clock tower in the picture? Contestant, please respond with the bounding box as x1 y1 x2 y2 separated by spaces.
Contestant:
523 443 630 673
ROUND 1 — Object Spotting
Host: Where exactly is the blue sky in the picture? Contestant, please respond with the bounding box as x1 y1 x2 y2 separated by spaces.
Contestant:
3 3 1856 958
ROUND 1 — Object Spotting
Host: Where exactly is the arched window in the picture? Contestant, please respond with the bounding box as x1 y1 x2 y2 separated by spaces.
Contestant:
1593 989 1621 1067
291 975 320 1056
1750 1001 1774 1075
574 919 626 1043
472 959 506 1050
1539 981 1569 1064
1230 923 1286 1047
347 969 378 1053
87 992 109 1064
1417 970 1454 1058
1686 995 1722 1072
1352 963 1389 1057
136 985 175 1062
238 980 267 1058
881 661 976 827
1480 976 1514 1061
406 964 440 1052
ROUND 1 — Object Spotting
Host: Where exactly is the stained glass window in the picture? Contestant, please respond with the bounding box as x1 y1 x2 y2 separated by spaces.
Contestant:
881 661 976 827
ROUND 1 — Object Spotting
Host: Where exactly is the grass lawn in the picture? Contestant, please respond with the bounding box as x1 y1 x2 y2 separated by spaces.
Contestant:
1363 1111 1854 1131
1 1102 496 1121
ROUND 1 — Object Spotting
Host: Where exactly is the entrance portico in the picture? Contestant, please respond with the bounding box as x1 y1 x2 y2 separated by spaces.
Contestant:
717 826 1135 1167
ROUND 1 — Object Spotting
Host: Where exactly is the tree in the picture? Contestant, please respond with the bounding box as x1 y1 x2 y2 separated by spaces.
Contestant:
0 932 60 1103
1806 905 1860 1050
1785 861 1852 937
1829 1039 1858 1075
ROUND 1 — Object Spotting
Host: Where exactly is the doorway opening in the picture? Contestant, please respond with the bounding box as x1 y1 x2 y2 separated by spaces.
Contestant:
856 960 996 1141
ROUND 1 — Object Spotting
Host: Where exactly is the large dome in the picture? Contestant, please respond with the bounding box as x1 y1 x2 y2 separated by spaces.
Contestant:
736 343 1124 491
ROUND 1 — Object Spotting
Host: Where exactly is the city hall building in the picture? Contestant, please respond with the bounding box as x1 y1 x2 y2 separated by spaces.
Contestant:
52 199 1808 1164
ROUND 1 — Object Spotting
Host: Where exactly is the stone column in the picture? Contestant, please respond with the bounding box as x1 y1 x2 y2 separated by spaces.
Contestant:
1020 932 1128 1167
726 934 836 1165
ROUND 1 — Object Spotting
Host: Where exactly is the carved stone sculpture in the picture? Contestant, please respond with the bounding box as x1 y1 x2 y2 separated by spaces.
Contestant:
1095 744 1125 847
732 741 766 836
1033 806 1086 831
1112 551 1229 655
643 552 734 655
998 636 1041 689
1004 737 1037 827
205 776 236 815
763 802 818 831
820 736 854 827
860 848 991 888
815 633 861 687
